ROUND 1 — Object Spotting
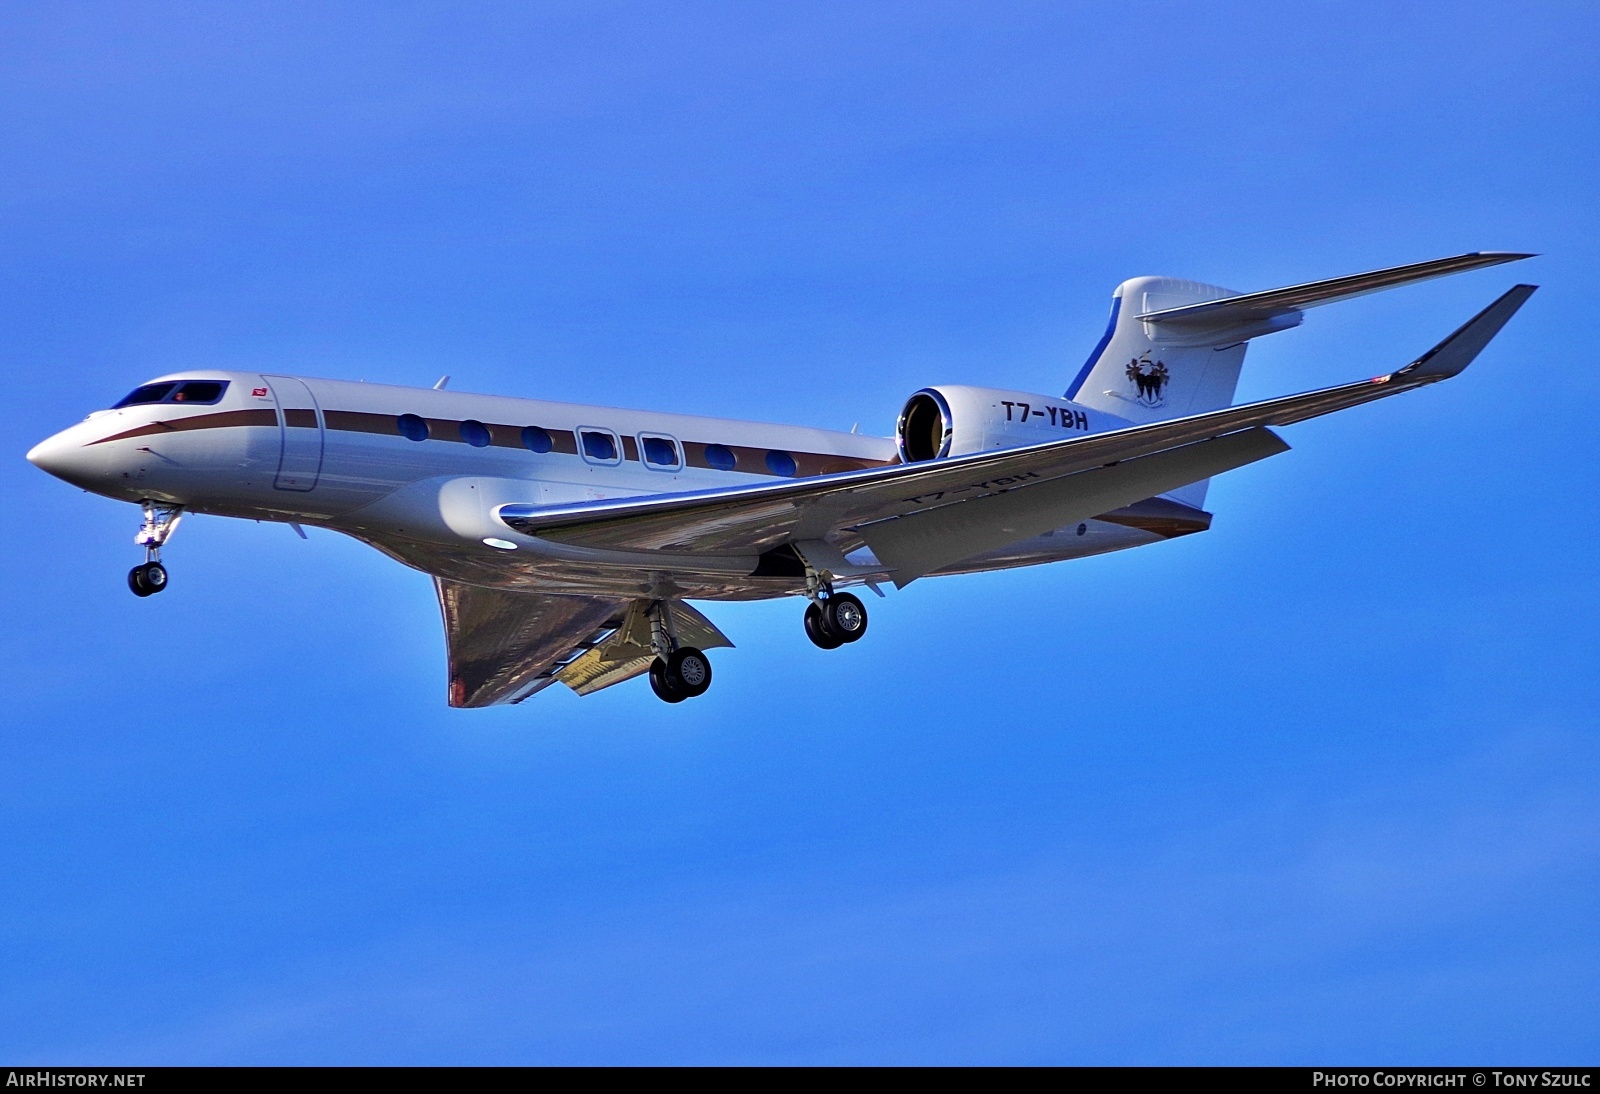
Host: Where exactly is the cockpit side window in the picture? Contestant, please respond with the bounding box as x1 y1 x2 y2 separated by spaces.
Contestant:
171 381 227 404
113 382 178 407
113 380 229 408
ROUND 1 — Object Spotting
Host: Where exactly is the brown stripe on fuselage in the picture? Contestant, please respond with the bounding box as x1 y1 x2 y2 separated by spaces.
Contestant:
84 404 890 477
323 409 400 435
88 408 279 445
321 415 882 473
498 426 577 455
679 440 887 477
486 423 524 449
480 423 579 454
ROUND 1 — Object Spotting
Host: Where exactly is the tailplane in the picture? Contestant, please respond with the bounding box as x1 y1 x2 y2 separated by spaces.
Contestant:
1064 251 1533 505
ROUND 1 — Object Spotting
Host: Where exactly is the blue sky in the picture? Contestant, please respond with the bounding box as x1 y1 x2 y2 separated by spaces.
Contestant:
2 1 1597 1064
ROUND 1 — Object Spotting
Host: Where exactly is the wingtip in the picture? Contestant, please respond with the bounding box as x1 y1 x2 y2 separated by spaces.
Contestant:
1397 282 1536 381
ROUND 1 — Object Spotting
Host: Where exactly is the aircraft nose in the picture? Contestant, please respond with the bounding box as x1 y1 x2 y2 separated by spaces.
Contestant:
27 431 95 486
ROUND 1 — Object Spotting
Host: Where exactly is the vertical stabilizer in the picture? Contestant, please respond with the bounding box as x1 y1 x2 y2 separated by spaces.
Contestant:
1065 277 1272 426
1066 277 1272 508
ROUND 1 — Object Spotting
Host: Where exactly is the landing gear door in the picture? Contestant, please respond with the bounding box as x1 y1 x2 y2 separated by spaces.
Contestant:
263 375 324 492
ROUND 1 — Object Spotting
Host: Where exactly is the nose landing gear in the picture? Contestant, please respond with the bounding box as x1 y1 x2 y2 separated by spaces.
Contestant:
128 502 182 598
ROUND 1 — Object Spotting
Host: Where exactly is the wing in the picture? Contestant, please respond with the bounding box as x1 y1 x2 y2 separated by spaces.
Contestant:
435 580 626 706
497 285 1535 580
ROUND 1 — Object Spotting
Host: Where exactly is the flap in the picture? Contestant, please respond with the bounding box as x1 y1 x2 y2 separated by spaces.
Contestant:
557 601 734 696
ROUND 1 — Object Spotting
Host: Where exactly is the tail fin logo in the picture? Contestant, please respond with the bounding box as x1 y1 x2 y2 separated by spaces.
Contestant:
1125 353 1170 407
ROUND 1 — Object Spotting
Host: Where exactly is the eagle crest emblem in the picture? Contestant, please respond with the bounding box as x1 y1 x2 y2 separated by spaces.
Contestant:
1125 353 1170 407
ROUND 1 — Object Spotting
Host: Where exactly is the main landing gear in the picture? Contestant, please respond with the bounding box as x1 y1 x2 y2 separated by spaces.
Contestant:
646 601 713 704
128 501 182 598
802 569 869 651
649 648 712 704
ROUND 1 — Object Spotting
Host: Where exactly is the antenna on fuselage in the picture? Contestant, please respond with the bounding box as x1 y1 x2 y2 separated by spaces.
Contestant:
433 375 451 390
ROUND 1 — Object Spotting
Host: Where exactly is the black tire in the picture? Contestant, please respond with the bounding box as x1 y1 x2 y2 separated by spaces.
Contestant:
668 647 712 697
649 659 687 703
823 592 867 643
142 561 168 594
804 603 844 649
128 565 152 597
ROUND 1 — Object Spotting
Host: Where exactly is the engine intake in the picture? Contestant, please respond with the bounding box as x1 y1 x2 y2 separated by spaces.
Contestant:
896 389 953 463
894 384 1125 463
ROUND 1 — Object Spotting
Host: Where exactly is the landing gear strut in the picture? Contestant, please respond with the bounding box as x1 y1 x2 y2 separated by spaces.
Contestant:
646 601 713 703
128 501 182 598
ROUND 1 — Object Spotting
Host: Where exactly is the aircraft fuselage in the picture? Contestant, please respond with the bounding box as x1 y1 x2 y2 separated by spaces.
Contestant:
28 370 1183 602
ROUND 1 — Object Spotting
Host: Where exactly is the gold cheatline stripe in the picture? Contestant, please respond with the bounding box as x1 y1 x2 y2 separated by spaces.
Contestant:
88 408 280 444
91 407 895 476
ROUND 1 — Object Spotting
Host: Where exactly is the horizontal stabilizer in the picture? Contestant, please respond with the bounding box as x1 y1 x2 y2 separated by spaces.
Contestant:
1135 252 1534 333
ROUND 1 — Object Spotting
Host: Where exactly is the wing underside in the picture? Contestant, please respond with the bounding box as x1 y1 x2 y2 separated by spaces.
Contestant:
435 580 626 706
434 581 735 706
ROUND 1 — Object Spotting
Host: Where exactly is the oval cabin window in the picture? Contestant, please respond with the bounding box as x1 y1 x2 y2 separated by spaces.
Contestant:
581 430 617 462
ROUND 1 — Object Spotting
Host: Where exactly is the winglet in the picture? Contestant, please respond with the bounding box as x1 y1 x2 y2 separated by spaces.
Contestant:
1393 284 1537 382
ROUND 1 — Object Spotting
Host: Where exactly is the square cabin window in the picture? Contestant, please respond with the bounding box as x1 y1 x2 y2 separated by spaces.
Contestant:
640 434 682 470
579 428 620 464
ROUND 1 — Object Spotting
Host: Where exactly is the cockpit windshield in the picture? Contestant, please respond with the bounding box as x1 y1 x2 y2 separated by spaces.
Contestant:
113 380 229 408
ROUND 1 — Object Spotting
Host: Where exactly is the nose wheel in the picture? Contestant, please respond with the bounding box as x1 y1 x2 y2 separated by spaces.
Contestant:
128 561 168 597
128 501 182 597
804 591 868 649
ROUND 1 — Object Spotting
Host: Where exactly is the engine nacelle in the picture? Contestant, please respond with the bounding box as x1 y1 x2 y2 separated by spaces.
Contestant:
895 384 1130 462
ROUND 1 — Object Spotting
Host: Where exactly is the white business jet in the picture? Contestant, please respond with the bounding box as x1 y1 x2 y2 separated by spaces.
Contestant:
27 254 1535 705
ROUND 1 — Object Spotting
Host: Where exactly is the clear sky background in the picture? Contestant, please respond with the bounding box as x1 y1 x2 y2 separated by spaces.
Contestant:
2 1 1596 1065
